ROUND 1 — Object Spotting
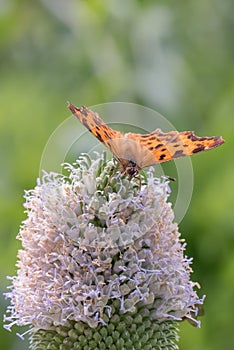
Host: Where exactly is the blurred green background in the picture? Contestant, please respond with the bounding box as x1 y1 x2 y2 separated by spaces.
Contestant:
0 0 233 349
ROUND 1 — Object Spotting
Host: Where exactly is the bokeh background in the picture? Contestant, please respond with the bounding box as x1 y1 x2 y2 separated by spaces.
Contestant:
0 1 233 349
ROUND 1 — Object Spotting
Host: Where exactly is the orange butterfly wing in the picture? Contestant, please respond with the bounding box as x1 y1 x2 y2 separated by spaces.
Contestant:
127 129 224 167
68 103 224 171
68 103 122 144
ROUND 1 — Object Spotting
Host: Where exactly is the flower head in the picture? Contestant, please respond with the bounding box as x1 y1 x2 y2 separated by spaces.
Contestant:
4 153 204 348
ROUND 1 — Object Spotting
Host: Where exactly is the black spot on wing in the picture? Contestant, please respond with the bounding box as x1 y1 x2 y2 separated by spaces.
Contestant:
154 143 163 149
159 154 166 160
104 130 110 138
192 146 205 153
95 131 104 142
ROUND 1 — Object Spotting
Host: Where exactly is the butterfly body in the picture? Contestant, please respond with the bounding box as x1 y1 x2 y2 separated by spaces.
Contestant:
68 103 224 177
104 135 156 173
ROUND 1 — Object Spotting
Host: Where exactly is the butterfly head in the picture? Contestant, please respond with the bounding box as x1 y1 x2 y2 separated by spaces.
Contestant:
117 158 141 178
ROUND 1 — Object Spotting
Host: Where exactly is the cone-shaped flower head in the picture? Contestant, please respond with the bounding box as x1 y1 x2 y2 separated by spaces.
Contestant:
4 153 204 349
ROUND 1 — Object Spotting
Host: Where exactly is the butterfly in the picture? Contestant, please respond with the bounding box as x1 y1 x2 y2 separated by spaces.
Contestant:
68 103 224 177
